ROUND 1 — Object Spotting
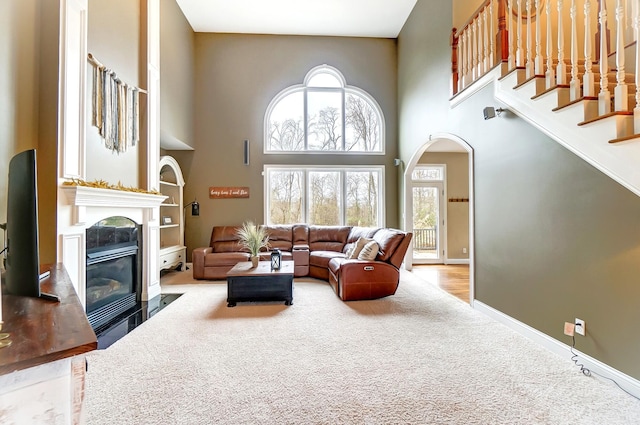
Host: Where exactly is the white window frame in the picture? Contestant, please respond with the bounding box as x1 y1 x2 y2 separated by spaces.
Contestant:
264 164 386 226
264 65 385 155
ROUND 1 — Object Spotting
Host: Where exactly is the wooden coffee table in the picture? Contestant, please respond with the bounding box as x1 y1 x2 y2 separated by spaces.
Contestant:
226 260 294 307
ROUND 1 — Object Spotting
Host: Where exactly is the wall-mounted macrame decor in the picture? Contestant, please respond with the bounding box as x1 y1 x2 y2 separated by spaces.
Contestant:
88 53 146 154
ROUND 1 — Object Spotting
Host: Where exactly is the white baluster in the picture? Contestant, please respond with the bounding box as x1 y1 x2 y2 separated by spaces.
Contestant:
633 0 640 131
615 0 629 111
472 20 478 80
508 0 515 69
461 29 467 88
557 0 567 84
517 0 524 66
599 0 612 114
489 1 495 68
526 0 534 77
584 0 595 96
570 0 580 100
535 0 544 74
467 28 473 86
483 6 491 72
478 11 485 78
546 0 556 87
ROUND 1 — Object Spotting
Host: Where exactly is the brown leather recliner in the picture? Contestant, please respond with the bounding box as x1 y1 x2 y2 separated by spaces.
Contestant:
327 228 413 301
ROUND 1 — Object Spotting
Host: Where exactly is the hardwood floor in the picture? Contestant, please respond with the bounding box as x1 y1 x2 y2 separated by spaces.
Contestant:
410 264 470 303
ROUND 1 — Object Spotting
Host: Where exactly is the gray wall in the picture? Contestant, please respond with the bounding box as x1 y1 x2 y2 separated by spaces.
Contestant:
0 0 40 225
170 33 398 257
86 0 141 187
160 0 195 150
398 0 640 379
0 0 59 264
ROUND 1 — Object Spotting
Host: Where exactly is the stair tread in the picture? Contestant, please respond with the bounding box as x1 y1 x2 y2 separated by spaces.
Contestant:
609 134 640 144
578 110 633 126
531 84 570 100
552 96 598 112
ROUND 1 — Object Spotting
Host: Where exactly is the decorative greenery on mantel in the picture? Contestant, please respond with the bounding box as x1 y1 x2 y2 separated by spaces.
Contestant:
62 178 161 195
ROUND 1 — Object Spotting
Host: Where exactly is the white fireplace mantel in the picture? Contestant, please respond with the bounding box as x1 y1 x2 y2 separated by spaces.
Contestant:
61 185 166 207
60 186 166 226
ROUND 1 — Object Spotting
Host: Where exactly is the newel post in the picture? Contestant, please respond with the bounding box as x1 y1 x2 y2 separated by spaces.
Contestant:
495 0 509 64
451 28 460 95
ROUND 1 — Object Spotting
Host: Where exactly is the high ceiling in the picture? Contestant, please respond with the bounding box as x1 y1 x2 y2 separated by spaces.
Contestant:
175 0 418 38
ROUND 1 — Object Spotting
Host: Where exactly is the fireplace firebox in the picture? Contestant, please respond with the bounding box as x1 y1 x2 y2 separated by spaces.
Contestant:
86 217 142 330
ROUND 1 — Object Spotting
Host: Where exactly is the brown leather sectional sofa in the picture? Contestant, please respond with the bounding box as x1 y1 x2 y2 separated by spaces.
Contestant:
192 224 413 301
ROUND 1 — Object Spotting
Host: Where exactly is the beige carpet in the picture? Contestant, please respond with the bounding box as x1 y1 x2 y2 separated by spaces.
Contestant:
84 270 640 424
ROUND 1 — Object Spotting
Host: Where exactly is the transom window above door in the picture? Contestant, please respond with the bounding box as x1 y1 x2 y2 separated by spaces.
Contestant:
412 165 445 181
264 65 385 154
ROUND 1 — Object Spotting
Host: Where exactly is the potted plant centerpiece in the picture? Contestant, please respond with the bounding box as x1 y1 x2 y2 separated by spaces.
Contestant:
237 222 269 268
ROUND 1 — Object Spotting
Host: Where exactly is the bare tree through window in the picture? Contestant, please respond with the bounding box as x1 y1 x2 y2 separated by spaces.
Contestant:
269 170 303 224
345 94 380 152
346 171 378 226
265 66 383 153
309 171 340 225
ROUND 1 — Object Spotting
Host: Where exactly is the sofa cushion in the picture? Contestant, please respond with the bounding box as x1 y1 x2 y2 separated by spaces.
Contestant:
308 226 350 252
372 228 405 262
292 224 309 245
204 252 249 267
264 225 293 251
358 240 379 260
210 226 245 253
310 250 346 269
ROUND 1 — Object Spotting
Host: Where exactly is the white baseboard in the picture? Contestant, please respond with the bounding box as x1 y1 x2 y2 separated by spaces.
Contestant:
474 300 640 399
445 259 470 265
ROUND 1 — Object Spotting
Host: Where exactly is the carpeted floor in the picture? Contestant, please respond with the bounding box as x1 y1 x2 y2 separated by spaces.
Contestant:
84 270 640 424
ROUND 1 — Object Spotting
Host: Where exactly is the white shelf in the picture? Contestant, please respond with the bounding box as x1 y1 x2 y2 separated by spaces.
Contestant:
159 180 179 187
160 224 179 229
158 156 185 273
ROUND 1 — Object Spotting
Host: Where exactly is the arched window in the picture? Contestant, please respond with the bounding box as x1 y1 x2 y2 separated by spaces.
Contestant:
265 65 385 153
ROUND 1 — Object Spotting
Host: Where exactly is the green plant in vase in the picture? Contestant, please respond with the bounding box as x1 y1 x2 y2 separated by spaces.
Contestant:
236 222 270 268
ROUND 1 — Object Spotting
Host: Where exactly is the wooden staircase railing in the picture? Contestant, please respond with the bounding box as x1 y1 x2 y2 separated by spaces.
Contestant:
452 0 640 140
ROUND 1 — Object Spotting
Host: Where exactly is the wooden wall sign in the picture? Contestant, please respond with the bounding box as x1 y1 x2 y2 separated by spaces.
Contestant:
209 187 250 199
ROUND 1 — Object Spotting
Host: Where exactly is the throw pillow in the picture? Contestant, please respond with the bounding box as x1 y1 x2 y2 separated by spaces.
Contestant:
358 240 379 261
349 237 373 259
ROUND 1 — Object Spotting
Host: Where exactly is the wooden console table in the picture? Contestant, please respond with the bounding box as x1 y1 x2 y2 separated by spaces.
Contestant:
0 263 97 424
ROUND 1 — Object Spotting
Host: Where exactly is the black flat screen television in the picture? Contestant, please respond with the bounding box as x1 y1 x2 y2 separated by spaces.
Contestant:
4 149 58 301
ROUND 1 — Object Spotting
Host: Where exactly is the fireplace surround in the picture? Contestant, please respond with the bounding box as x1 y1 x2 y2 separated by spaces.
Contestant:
58 186 166 311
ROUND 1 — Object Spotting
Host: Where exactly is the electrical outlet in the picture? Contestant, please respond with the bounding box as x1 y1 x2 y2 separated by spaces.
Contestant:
563 322 575 336
462 247 467 254
575 318 586 336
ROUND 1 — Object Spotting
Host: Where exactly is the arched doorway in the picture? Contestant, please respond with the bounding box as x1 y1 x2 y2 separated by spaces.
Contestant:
403 133 475 304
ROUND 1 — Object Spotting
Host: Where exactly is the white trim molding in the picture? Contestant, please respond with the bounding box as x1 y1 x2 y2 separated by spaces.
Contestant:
445 259 470 265
474 300 640 399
